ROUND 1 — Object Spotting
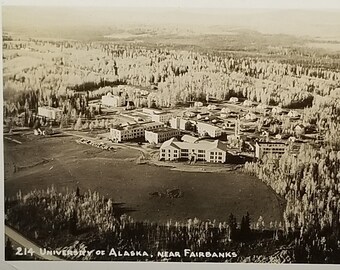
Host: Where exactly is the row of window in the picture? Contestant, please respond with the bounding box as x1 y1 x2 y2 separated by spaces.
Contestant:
161 149 224 155
161 154 224 162
157 132 180 138
210 152 223 156
262 149 286 152
210 155 223 159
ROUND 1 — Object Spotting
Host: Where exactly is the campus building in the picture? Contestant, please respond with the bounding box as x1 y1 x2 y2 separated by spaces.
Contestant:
197 122 222 138
38 106 62 120
170 117 193 131
160 138 227 163
110 122 163 142
145 127 181 144
141 108 173 124
255 141 287 159
151 112 173 124
101 93 126 107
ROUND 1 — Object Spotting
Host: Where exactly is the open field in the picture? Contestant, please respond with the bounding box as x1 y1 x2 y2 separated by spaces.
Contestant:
4 134 284 224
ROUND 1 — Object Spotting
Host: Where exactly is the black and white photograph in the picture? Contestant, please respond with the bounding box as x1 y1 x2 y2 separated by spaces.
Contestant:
1 0 340 269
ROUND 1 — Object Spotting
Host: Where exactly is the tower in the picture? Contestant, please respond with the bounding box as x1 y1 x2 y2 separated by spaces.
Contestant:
235 116 240 138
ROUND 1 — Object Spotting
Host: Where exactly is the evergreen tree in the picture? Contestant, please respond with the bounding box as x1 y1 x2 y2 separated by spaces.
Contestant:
68 210 78 235
240 212 251 242
228 213 238 241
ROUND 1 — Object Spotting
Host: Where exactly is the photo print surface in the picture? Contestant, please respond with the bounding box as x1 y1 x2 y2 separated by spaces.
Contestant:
2 0 340 265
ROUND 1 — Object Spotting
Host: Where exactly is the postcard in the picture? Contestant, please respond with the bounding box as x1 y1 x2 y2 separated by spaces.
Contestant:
1 1 340 269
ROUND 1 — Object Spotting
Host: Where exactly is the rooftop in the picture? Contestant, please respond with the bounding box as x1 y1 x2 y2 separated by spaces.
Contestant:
181 134 199 143
145 127 179 134
154 111 172 115
197 121 221 130
112 121 163 131
161 138 226 151
256 141 287 145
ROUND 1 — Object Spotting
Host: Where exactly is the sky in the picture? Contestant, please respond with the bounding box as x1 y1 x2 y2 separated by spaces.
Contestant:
2 1 340 38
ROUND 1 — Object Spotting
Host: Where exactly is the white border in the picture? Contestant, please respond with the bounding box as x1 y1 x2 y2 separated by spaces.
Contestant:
2 0 340 9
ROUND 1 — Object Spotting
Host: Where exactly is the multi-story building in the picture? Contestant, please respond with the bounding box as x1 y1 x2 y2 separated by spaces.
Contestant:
151 112 173 124
38 106 62 120
160 138 227 163
110 122 163 142
101 93 126 107
170 117 193 131
145 127 181 144
197 122 222 138
255 142 287 159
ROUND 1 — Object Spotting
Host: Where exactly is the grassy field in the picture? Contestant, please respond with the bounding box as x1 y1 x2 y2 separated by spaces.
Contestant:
4 134 284 225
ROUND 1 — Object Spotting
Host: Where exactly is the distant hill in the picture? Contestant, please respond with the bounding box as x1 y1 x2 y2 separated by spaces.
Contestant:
2 7 340 40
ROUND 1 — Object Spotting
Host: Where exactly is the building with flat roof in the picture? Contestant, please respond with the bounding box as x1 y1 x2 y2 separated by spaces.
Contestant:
110 122 163 142
145 127 181 144
170 117 193 131
160 138 227 163
255 141 287 159
151 111 173 124
101 93 126 107
197 122 222 138
38 106 62 120
142 108 162 115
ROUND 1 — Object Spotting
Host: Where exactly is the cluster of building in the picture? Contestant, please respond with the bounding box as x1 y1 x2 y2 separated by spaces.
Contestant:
110 108 180 143
110 121 164 142
109 103 291 163
169 117 222 138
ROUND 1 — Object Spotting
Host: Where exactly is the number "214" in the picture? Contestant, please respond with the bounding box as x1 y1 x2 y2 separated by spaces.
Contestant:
15 247 34 256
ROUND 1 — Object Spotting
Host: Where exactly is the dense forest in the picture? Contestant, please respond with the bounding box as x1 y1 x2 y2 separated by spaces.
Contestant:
3 38 340 126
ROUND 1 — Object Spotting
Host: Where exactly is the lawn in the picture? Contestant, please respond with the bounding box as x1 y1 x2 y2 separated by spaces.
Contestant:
4 134 284 224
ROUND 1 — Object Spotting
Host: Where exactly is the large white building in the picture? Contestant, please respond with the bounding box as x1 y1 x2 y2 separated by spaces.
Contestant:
160 138 227 163
170 117 193 131
110 122 163 142
101 93 126 107
142 108 173 124
38 106 62 120
151 112 173 124
197 122 222 138
145 127 181 144
255 142 287 159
